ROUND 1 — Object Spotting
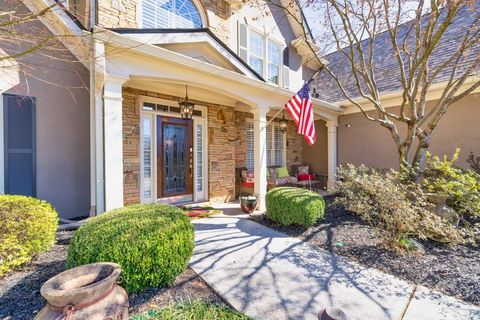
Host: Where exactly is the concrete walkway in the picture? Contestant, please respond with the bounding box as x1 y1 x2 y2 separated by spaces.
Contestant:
189 209 480 320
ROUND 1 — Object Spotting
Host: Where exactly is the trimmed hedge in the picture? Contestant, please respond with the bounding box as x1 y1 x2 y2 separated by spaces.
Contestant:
0 195 58 277
66 204 194 292
266 187 325 227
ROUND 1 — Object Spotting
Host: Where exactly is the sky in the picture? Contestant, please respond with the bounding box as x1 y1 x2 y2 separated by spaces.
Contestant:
300 0 432 54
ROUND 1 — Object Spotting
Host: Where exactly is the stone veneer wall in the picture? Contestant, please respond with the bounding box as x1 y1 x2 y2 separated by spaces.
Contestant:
97 0 232 43
122 87 237 205
122 88 141 205
207 105 237 202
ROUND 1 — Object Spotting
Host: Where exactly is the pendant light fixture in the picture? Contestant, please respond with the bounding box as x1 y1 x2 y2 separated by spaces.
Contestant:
279 110 288 133
179 85 194 119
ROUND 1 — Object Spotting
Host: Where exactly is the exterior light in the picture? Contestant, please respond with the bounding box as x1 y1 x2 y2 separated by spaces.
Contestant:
179 85 194 119
279 111 288 133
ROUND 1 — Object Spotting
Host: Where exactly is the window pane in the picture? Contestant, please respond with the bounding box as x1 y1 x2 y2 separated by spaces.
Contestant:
142 117 152 200
268 40 281 65
246 122 254 170
249 30 265 76
249 56 264 76
267 40 281 84
267 64 279 84
249 30 265 57
196 124 203 192
274 126 283 166
142 0 202 29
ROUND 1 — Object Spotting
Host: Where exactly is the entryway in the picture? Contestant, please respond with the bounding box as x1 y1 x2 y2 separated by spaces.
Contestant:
157 116 193 201
140 98 208 204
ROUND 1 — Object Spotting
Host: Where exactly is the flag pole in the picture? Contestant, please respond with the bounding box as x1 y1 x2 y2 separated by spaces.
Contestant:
263 78 316 129
264 107 285 128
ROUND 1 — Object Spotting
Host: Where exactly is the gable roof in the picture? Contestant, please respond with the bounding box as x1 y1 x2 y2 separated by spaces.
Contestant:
314 2 480 104
110 28 265 81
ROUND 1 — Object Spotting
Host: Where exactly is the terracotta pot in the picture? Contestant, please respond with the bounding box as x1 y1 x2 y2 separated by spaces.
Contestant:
35 262 128 320
240 196 258 213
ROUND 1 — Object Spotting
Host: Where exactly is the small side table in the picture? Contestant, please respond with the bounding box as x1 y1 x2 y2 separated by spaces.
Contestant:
293 180 321 191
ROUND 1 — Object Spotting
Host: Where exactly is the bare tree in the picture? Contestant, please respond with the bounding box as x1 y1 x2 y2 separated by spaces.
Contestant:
269 0 479 177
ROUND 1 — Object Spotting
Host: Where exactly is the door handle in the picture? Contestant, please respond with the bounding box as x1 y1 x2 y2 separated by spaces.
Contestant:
189 146 193 178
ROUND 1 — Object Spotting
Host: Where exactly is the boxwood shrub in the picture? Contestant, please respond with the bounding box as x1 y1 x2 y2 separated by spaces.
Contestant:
67 204 194 292
0 195 58 277
266 187 325 227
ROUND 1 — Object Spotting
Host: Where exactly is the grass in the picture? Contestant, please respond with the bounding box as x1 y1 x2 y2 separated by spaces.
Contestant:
130 301 251 320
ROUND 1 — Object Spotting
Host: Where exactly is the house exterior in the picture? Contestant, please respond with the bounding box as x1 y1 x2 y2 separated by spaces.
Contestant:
1 0 341 218
1 0 477 219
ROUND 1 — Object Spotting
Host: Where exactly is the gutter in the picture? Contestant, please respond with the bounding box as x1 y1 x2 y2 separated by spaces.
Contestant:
109 28 266 82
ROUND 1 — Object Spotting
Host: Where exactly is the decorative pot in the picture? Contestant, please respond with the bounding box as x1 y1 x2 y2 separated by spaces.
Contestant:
318 307 350 320
35 262 128 320
240 195 258 213
425 193 459 226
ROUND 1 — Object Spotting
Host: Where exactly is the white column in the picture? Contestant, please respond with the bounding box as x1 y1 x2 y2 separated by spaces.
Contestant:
326 120 338 190
92 90 105 214
253 105 269 211
0 91 4 194
103 76 127 211
90 38 106 215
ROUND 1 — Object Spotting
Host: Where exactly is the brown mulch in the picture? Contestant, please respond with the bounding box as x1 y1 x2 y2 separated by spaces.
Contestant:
252 195 480 306
0 232 225 320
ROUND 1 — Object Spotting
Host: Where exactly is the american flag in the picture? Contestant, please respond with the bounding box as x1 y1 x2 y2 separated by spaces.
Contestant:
285 81 316 145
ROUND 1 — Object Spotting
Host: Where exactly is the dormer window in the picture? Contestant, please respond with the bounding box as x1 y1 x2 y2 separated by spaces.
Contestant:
140 0 205 29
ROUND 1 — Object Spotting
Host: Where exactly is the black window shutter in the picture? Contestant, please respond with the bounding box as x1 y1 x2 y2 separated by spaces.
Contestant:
4 94 36 197
283 47 290 67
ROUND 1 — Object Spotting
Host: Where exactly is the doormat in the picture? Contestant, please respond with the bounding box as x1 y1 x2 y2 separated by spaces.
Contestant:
182 206 223 218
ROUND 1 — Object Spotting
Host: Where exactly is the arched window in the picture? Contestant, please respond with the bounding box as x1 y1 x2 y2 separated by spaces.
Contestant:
141 0 205 29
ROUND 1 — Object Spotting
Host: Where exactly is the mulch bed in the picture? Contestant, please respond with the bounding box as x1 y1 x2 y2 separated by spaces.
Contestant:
0 231 226 320
251 195 480 306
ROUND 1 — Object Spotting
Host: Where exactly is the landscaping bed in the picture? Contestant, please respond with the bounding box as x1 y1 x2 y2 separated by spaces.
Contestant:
0 231 227 319
252 196 480 306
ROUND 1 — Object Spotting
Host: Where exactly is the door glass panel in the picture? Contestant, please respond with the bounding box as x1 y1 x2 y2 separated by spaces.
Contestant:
163 124 186 194
142 117 152 200
196 123 203 192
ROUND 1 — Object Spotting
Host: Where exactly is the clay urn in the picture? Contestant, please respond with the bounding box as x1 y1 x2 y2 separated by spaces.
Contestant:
35 262 128 320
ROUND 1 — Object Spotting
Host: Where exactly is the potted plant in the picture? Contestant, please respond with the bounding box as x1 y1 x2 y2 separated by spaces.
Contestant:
240 195 258 213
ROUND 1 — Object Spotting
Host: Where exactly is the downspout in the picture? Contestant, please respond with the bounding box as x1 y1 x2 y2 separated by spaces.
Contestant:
89 30 97 216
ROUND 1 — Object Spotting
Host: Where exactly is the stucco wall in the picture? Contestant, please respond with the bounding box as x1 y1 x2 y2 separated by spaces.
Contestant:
1 2 90 218
301 120 328 176
338 94 480 169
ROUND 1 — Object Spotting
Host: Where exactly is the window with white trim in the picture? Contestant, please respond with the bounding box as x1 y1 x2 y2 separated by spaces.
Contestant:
141 0 203 29
238 23 283 86
245 121 286 170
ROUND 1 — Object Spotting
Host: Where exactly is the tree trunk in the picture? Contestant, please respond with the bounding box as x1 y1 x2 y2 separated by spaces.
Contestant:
412 135 431 181
398 144 411 173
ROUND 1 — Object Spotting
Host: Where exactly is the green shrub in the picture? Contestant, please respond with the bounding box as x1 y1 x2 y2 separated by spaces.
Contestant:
335 164 465 249
0 195 58 277
422 149 480 221
266 187 325 227
67 204 194 292
131 300 252 320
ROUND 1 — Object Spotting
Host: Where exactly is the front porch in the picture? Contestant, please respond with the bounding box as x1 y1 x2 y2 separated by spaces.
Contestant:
90 30 342 215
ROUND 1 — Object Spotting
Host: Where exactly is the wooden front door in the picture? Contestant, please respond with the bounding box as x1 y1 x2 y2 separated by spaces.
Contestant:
157 116 193 198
